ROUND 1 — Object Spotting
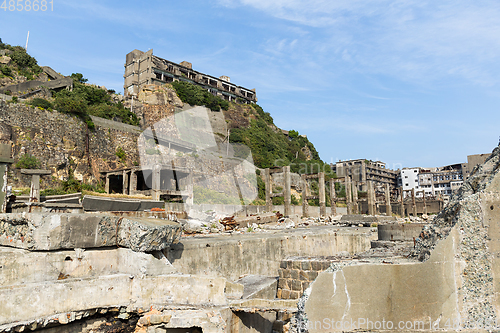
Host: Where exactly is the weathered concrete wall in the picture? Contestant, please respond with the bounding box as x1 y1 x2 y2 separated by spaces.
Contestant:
0 77 72 94
377 223 428 241
303 228 459 332
167 226 376 281
0 247 176 286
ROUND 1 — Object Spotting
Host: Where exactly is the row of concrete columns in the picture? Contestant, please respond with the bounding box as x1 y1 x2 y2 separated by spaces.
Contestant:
265 166 292 216
345 177 393 216
265 168 331 217
301 172 326 218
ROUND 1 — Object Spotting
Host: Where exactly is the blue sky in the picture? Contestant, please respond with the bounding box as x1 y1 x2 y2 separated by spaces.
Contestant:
2 0 500 169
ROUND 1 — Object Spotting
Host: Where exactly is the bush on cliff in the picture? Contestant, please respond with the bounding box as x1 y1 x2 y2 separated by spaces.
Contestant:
171 81 229 111
0 42 42 81
30 98 53 111
52 73 139 127
15 154 41 169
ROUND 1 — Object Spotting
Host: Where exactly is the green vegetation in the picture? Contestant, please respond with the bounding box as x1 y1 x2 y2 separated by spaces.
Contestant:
41 170 105 196
30 98 53 111
15 154 40 169
0 41 42 80
115 147 126 162
52 73 139 128
1 39 138 128
0 66 12 77
230 104 334 178
171 81 229 111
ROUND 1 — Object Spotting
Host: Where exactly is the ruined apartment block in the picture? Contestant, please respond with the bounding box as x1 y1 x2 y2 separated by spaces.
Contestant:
124 49 257 103
332 159 399 192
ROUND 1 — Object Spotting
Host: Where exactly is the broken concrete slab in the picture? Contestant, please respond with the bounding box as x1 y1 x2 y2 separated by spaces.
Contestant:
117 216 180 252
229 299 298 312
0 213 180 251
167 226 376 281
225 280 245 299
237 275 278 299
233 212 279 227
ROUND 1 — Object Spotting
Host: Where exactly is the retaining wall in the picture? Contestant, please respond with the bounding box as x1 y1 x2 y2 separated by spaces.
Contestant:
166 226 376 281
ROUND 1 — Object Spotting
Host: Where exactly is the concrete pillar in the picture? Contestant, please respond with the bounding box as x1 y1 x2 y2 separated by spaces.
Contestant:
385 183 392 216
265 168 272 212
105 175 110 194
345 176 352 215
412 188 417 216
283 166 291 217
399 188 405 217
152 165 161 201
30 174 40 203
21 169 51 203
130 171 138 195
361 161 367 192
351 181 358 214
301 174 309 218
319 172 326 217
367 181 375 216
186 170 194 205
122 171 129 195
330 181 337 216
423 190 427 215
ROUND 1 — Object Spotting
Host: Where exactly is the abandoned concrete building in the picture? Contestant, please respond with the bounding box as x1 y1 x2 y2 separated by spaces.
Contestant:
398 155 489 198
331 159 398 192
124 49 257 103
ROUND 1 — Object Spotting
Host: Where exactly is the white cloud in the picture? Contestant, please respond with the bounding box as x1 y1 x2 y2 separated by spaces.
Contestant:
218 0 500 85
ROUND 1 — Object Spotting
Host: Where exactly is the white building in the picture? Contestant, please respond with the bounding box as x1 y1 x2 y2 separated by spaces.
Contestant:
399 168 420 197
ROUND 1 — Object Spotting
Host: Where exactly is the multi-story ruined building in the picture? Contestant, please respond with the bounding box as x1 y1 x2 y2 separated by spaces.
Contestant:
123 49 257 103
417 164 464 197
332 159 398 192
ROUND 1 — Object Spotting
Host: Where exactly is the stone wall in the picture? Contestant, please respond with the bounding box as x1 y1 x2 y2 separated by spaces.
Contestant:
277 257 332 300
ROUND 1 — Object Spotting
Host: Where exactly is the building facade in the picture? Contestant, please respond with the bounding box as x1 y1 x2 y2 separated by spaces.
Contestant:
399 168 420 196
332 159 398 192
124 49 257 103
417 165 464 198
